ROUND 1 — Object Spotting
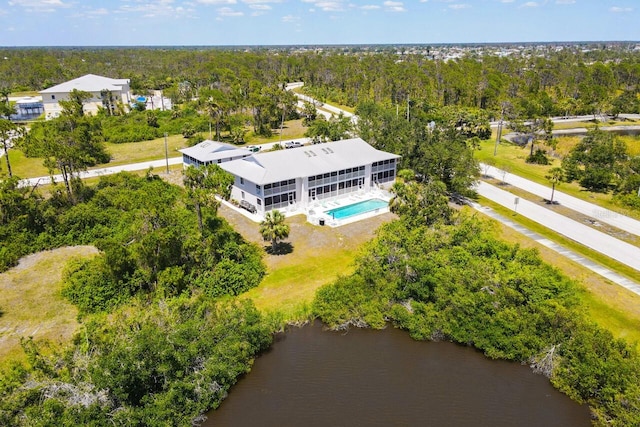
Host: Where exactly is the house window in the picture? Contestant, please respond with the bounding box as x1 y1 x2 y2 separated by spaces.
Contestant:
240 177 244 185
51 95 56 100
241 191 245 199
257 199 262 206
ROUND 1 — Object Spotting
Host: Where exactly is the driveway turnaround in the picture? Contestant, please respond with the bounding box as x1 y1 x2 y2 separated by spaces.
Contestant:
469 201 640 297
481 164 640 238
475 180 640 273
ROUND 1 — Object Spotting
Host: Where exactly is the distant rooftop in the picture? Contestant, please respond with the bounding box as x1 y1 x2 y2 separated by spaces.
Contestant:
40 74 129 94
179 140 252 163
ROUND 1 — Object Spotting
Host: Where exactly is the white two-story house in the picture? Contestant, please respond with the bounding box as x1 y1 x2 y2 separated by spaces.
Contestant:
40 74 131 119
219 138 400 219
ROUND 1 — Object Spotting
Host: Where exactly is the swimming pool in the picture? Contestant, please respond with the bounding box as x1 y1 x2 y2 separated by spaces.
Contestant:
324 198 389 220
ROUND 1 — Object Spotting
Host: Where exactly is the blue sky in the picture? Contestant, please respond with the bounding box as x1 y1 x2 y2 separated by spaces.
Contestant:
0 0 638 46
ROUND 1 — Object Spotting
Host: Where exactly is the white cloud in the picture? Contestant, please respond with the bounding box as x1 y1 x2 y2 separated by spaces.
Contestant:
71 6 109 18
282 14 299 22
555 0 575 4
197 0 236 4
384 1 406 12
522 1 538 7
249 4 271 9
610 6 632 13
361 4 380 9
7 0 71 12
301 0 348 12
316 1 346 12
117 1 194 18
449 3 470 9
500 0 515 3
242 0 281 4
218 6 243 15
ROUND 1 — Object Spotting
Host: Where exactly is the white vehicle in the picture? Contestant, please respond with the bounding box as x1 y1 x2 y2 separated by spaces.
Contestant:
284 141 303 149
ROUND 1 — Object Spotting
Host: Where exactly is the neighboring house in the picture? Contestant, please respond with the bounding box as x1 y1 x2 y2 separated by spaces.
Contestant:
219 138 400 218
39 74 131 119
179 140 253 167
11 96 44 121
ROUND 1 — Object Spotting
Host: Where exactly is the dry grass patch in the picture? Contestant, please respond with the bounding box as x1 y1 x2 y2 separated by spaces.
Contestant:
105 134 188 165
0 246 98 367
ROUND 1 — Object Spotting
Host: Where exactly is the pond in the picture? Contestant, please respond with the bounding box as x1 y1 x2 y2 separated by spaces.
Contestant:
204 322 591 427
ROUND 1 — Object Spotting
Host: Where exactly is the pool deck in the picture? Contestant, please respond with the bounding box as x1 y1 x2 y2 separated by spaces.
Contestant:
220 190 393 227
306 191 392 227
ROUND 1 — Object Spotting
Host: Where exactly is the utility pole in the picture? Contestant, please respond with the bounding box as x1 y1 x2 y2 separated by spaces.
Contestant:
278 102 286 147
164 132 169 174
494 106 504 156
406 95 410 121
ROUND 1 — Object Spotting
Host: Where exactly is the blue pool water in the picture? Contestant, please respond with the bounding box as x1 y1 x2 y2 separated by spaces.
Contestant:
325 199 388 220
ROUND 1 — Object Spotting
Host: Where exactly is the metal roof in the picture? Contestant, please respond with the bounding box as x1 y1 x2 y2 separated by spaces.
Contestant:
179 140 252 163
40 74 129 94
220 138 400 185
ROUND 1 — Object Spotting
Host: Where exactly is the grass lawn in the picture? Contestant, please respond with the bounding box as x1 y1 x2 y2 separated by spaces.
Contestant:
219 204 395 320
1 148 49 178
106 133 188 165
0 246 98 369
241 118 308 144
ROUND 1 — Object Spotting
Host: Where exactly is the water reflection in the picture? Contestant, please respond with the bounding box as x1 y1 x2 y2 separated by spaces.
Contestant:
205 322 590 427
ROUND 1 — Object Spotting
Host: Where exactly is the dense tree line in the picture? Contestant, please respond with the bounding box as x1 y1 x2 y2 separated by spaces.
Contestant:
0 170 271 425
0 171 265 301
3 45 639 120
0 298 273 426
313 177 640 426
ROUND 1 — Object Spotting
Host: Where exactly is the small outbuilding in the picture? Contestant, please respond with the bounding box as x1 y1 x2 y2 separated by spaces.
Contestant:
179 140 253 168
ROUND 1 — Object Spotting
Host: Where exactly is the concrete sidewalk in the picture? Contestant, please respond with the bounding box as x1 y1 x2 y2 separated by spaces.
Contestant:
20 157 184 188
475 180 640 273
470 200 640 297
481 164 640 237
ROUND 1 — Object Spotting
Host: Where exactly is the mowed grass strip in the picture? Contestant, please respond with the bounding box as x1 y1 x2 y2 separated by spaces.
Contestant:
0 246 98 368
476 138 640 221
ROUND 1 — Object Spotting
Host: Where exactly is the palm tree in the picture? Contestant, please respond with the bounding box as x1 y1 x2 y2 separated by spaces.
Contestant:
259 210 290 253
545 167 564 204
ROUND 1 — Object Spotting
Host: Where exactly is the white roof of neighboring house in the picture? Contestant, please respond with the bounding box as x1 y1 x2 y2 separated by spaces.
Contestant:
179 140 252 163
40 74 129 94
220 138 400 185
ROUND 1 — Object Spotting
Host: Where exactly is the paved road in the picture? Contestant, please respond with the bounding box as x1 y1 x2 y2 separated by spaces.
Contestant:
470 201 640 296
475 180 640 272
287 81 357 123
490 113 640 128
481 164 640 237
20 157 184 188
19 137 311 188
